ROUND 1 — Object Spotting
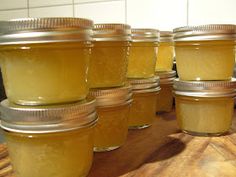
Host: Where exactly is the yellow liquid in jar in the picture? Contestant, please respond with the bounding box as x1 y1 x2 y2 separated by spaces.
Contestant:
0 42 91 105
127 42 158 78
156 84 173 112
175 40 235 80
94 103 130 151
88 41 130 88
155 42 174 72
175 95 234 135
128 92 158 129
4 126 95 177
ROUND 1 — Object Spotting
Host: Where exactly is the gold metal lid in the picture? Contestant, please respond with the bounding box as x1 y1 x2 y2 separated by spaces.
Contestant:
156 70 176 84
0 97 97 134
89 84 132 107
160 31 173 42
174 24 236 41
173 78 236 97
0 17 94 45
131 28 160 42
93 23 131 41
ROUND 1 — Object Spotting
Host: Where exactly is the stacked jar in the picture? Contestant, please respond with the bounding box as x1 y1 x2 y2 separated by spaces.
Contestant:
0 18 98 177
127 29 161 129
173 24 236 136
88 24 132 151
155 31 176 113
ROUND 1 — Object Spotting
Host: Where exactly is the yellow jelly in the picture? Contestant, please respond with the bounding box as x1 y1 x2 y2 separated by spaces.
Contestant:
156 84 173 112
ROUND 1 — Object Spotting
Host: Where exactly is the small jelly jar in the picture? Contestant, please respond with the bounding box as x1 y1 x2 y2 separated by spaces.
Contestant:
128 77 160 129
127 29 159 78
156 70 176 113
88 24 131 88
0 98 97 177
155 31 174 72
0 18 93 105
173 79 236 136
174 24 236 81
89 85 132 152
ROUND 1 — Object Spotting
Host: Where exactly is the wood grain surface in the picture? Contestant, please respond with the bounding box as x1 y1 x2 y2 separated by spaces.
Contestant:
88 110 236 177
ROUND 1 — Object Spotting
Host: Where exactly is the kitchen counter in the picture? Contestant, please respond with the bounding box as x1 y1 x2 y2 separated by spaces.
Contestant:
88 110 236 177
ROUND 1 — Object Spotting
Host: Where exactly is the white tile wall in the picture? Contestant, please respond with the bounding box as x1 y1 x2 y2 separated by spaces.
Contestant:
75 1 125 23
0 0 27 10
29 0 72 8
0 9 28 20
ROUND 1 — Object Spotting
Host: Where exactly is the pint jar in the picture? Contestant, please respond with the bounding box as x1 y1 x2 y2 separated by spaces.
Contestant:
0 97 97 177
174 24 236 81
127 29 159 78
155 31 174 72
174 79 236 136
128 77 160 129
0 18 93 105
156 70 176 113
88 24 131 88
89 85 132 152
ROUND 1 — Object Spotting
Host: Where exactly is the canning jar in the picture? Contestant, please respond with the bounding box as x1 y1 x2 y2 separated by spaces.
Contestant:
156 70 176 112
0 97 97 177
127 29 159 78
155 31 174 72
174 24 236 81
0 18 93 105
174 79 236 136
88 24 131 88
89 85 132 152
128 77 160 129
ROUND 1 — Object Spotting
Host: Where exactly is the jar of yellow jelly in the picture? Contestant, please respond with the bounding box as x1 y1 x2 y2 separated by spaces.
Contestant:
88 24 131 88
89 85 132 152
156 70 176 113
127 29 159 78
128 77 160 129
0 97 97 177
174 24 236 81
0 18 93 105
173 79 236 136
155 31 174 72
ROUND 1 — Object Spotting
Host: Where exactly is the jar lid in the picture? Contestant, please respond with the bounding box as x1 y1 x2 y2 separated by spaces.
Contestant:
160 31 173 42
131 28 160 42
128 76 161 92
0 17 94 45
89 84 132 107
93 23 131 41
173 78 236 97
156 70 176 84
0 97 97 134
174 24 236 41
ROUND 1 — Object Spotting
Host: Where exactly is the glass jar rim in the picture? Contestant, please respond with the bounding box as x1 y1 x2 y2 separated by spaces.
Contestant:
160 31 173 42
131 28 160 42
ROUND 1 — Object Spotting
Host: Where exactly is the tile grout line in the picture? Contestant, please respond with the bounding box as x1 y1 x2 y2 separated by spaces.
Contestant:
27 0 30 17
72 0 75 17
125 0 127 24
187 0 189 25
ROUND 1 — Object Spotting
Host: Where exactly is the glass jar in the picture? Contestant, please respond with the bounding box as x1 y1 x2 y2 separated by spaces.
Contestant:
174 24 236 81
0 98 97 177
127 29 159 78
173 79 236 136
155 31 174 72
0 18 93 105
156 70 176 113
128 77 160 129
89 85 132 152
88 24 131 88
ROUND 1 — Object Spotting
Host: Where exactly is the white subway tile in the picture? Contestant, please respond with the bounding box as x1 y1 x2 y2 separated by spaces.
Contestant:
0 0 27 10
29 5 73 17
188 0 236 25
75 1 125 23
0 9 28 20
127 0 187 31
29 0 72 8
75 0 121 3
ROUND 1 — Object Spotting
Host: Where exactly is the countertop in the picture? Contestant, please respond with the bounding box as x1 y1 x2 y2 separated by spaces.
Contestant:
88 110 236 177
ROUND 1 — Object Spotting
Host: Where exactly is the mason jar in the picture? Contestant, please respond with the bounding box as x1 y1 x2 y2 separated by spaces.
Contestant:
0 97 97 177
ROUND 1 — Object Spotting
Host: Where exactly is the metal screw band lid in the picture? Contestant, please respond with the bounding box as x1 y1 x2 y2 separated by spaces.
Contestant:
131 28 160 42
93 23 131 41
156 70 176 84
128 76 161 91
0 97 97 133
174 24 236 41
160 31 173 42
173 78 236 97
0 17 94 45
